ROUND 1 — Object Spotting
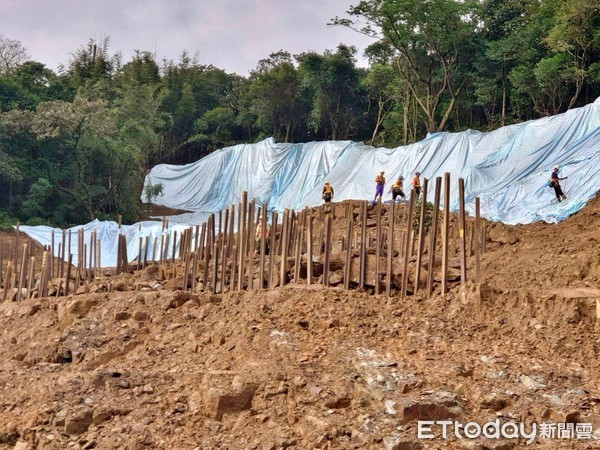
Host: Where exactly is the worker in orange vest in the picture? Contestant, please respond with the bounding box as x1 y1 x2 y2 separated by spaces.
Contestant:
255 213 270 255
412 172 422 196
374 171 386 203
391 176 406 202
322 181 334 203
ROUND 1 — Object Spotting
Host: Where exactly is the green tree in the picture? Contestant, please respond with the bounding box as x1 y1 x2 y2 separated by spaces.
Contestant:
247 51 308 142
0 34 29 75
333 0 479 134
297 45 364 140
545 0 600 108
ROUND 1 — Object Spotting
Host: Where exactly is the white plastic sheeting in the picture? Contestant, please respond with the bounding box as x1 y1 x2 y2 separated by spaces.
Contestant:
19 220 192 268
19 98 600 267
145 98 600 225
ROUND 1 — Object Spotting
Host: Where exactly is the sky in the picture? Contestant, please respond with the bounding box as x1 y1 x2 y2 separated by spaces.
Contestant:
1 0 376 75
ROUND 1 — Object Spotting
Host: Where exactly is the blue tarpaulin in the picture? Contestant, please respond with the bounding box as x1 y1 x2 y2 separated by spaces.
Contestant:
19 98 600 266
145 97 600 225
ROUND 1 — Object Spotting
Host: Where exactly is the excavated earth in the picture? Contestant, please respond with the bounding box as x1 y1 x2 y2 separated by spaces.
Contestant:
1 195 599 449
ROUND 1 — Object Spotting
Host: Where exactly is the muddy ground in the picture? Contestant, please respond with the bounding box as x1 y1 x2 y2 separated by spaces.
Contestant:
0 195 599 449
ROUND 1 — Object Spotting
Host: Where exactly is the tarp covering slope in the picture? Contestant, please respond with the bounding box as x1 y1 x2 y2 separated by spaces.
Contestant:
19 220 192 268
144 97 600 225
19 98 600 267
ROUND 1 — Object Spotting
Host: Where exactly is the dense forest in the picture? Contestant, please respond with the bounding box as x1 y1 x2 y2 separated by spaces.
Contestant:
0 0 598 228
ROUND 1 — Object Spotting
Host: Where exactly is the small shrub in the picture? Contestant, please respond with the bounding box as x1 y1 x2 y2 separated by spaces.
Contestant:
413 199 434 232
144 180 164 203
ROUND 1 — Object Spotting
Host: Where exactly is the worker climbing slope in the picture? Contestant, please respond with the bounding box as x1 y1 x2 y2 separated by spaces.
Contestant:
374 171 386 204
412 172 422 197
391 176 406 203
549 165 568 202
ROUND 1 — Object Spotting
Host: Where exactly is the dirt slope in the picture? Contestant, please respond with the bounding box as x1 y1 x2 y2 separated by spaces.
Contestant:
0 196 599 449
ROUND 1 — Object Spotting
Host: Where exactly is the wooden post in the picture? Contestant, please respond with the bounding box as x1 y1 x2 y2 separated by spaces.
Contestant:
137 235 143 270
359 201 368 290
96 239 101 276
16 244 27 301
39 251 48 298
183 252 190 291
230 245 237 292
280 209 289 287
401 192 416 300
143 236 149 269
220 236 227 293
227 206 235 258
374 197 382 294
65 254 72 296
211 240 219 294
306 213 313 286
50 231 55 278
414 178 429 293
268 211 278 289
441 173 451 296
238 191 248 291
427 177 442 297
458 178 467 288
344 215 354 290
26 256 35 299
121 234 129 274
116 234 122 276
386 201 395 297
247 202 256 289
223 209 229 247
293 210 302 284
14 222 19 277
171 230 178 263
323 215 332 287
60 229 66 278
159 232 165 264
152 236 158 263
475 197 481 283
246 200 255 259
191 242 198 291
2 262 12 302
203 230 211 291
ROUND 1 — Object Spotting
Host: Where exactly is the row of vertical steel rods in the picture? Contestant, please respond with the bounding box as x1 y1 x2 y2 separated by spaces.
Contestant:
1 176 486 301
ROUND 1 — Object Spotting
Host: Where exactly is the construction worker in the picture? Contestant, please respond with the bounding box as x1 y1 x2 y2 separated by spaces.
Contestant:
412 172 422 196
549 165 567 202
322 181 334 203
255 214 270 254
374 171 386 203
391 176 406 202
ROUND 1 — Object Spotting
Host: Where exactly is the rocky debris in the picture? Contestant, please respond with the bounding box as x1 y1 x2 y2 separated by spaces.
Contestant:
517 374 547 390
202 371 259 421
488 224 520 245
390 391 464 424
0 195 599 448
64 407 94 435
480 392 509 411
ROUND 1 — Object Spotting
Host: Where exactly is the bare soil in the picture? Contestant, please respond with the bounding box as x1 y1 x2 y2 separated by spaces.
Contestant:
0 196 599 449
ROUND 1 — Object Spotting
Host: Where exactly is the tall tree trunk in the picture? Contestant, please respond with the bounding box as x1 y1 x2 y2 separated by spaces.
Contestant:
403 85 409 145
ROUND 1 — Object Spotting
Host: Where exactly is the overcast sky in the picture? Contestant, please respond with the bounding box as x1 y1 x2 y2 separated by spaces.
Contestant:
1 0 376 75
